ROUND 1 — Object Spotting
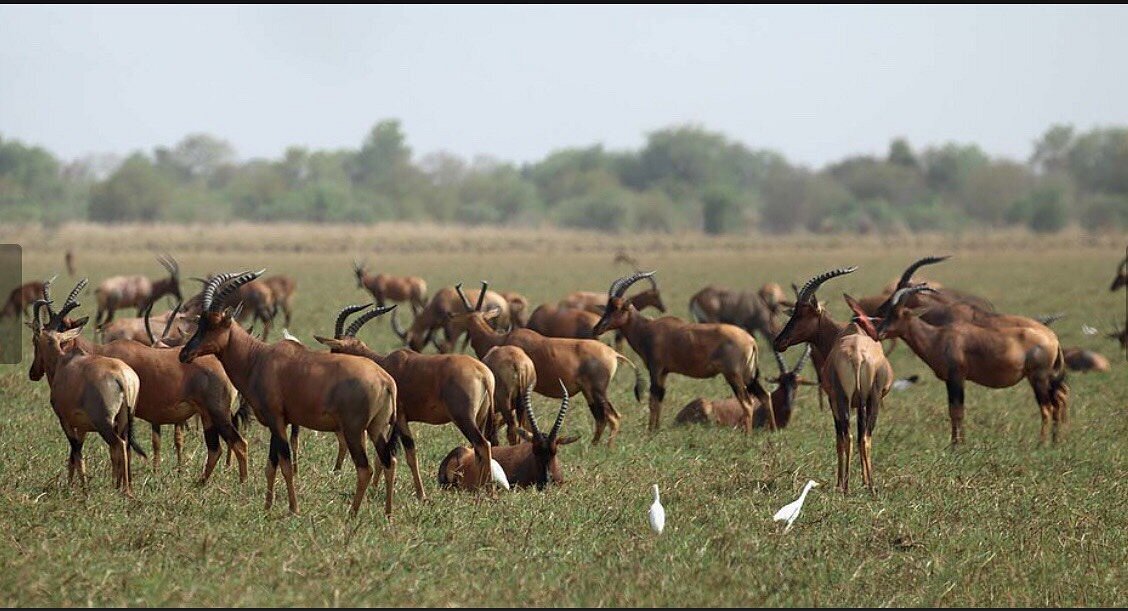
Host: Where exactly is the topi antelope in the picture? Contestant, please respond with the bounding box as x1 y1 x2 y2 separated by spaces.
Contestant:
687 282 790 343
1 279 48 319
94 254 182 325
353 259 428 314
481 345 537 446
262 274 298 328
593 271 774 433
392 285 511 353
500 291 530 328
438 382 579 490
179 271 399 516
525 304 601 340
453 282 643 446
313 303 496 499
558 275 667 316
28 301 145 494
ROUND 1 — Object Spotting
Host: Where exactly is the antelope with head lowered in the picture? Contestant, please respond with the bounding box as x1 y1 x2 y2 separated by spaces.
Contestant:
179 271 399 516
439 382 579 490
391 284 512 353
312 302 496 498
94 254 182 325
593 271 774 433
451 282 643 446
353 259 428 314
37 278 247 483
28 300 145 494
687 282 790 343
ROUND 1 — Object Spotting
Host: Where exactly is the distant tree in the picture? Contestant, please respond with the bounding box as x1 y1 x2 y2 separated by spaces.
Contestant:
887 138 918 168
701 187 743 235
155 133 235 183
89 153 174 222
921 143 989 194
1030 124 1074 175
1067 127 1128 195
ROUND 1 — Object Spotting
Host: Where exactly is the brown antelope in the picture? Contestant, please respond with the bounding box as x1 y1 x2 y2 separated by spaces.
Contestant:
391 285 511 352
771 268 860 391
312 303 496 499
875 285 1069 445
39 279 247 483
688 282 789 342
353 259 428 314
525 304 601 340
28 301 145 494
262 274 297 327
593 271 774 433
675 345 814 430
481 345 537 445
179 271 399 516
94 254 182 325
439 382 578 490
453 282 643 446
558 275 667 315
500 291 530 328
1 279 47 319
65 249 76 277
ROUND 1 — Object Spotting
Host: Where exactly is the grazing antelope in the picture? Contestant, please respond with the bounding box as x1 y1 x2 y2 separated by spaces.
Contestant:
453 282 643 446
1 279 47 319
28 301 145 494
262 274 297 328
391 285 511 353
688 282 790 343
593 272 774 433
675 345 814 430
95 254 182 325
439 382 578 490
179 271 399 516
39 279 247 483
353 259 428 314
312 303 496 499
481 345 537 445
526 304 601 340
875 284 1069 445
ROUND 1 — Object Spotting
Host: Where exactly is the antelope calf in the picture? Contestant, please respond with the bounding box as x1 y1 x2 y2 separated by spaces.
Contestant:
95 254 182 325
481 345 537 445
28 303 145 494
439 383 579 490
593 272 774 433
353 259 428 314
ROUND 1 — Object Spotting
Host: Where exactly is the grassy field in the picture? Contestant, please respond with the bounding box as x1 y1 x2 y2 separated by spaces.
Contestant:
0 225 1125 606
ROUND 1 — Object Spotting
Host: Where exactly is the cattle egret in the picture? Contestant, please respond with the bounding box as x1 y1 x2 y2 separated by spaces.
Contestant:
648 484 665 535
490 458 510 491
773 480 819 533
891 374 920 391
282 328 302 344
1082 324 1098 336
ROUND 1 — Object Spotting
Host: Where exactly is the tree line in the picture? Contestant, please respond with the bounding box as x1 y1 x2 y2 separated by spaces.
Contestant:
2 121 1126 234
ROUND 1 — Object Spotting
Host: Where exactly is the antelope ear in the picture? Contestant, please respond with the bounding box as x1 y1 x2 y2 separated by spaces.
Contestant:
69 316 90 330
556 434 581 445
57 327 84 342
516 428 535 442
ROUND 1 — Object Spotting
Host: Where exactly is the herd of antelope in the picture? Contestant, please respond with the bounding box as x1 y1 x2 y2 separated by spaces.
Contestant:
4 249 1124 516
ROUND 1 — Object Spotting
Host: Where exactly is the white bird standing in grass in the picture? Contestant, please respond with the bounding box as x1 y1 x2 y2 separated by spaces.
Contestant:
773 480 819 533
649 484 665 535
490 458 510 491
1082 324 1098 336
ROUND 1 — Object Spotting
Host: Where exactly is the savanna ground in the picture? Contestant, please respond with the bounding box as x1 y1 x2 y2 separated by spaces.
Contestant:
0 223 1125 607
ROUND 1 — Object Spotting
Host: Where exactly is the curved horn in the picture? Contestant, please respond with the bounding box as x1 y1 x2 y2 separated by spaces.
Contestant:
345 305 397 338
200 272 239 313
31 299 51 334
210 269 265 312
896 256 949 290
548 379 570 441
608 271 656 299
143 300 157 345
890 285 936 308
389 307 407 340
796 267 858 305
772 348 787 374
474 281 488 312
523 384 543 438
158 254 179 278
792 344 812 374
160 301 183 342
42 275 58 318
454 283 474 312
335 303 374 338
644 274 658 291
53 278 88 327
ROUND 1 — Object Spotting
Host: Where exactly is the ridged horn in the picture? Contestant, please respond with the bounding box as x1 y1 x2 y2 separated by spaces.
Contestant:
210 269 265 313
796 267 858 305
608 271 656 299
345 305 397 338
474 281 488 311
335 303 374 338
548 379 570 441
523 384 543 438
896 256 949 290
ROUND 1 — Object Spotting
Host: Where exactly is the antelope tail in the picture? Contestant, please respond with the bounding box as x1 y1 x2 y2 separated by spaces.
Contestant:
118 376 147 459
614 353 646 402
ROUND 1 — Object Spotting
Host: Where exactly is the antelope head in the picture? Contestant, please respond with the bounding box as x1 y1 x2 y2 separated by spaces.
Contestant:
179 270 264 363
592 271 656 336
874 285 937 340
772 267 858 352
517 381 581 490
314 302 397 353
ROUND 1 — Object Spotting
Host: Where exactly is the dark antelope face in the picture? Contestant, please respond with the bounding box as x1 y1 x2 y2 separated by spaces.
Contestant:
29 327 83 381
772 301 821 352
179 310 234 363
592 296 630 336
517 428 580 490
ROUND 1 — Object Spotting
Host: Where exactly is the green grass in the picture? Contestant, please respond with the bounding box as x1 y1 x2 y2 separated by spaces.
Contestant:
0 234 1125 606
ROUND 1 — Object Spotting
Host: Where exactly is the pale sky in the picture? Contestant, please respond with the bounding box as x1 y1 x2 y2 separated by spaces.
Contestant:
2 5 1126 168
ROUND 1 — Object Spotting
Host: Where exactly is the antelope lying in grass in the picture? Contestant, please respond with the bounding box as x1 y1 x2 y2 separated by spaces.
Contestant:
439 382 578 490
675 345 814 430
28 301 145 494
1 279 47 319
95 254 182 325
688 282 789 342
180 271 399 516
313 303 496 499
392 285 512 352
353 259 428 314
454 282 643 446
38 279 247 483
481 345 536 446
593 272 774 433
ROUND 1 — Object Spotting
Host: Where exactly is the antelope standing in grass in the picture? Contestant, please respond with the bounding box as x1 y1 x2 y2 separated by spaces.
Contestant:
526 304 602 340
39 279 247 483
28 301 145 494
312 303 496 499
481 345 536 446
875 284 1069 445
593 272 774 433
500 291 530 328
688 282 790 342
179 271 399 516
95 254 182 325
1 280 47 319
559 275 667 315
353 259 428 314
439 382 578 490
262 274 297 328
392 285 511 352
453 282 643 446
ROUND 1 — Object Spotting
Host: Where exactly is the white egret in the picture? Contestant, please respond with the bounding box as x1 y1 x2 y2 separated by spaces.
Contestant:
773 480 819 533
282 328 302 344
490 458 510 491
1082 324 1098 336
649 484 665 535
891 374 920 391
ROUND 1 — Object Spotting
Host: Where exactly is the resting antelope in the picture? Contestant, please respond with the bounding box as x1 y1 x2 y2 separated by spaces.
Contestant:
179 271 399 516
439 382 578 490
313 303 496 499
481 345 537 445
39 279 247 483
95 254 182 325
688 282 789 343
453 282 643 445
875 284 1069 444
28 301 145 494
353 259 428 314
392 285 511 352
593 271 774 433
